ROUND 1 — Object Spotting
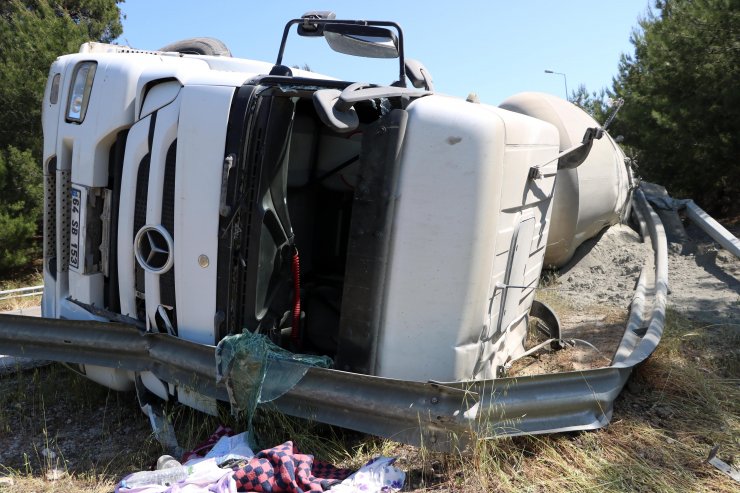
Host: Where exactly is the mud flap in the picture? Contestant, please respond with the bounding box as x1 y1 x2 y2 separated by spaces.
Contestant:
135 376 182 457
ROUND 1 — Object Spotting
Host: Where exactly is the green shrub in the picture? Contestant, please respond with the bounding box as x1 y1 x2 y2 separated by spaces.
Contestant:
0 146 42 272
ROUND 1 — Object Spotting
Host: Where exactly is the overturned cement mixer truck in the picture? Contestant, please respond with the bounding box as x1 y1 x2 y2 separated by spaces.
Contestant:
10 12 640 450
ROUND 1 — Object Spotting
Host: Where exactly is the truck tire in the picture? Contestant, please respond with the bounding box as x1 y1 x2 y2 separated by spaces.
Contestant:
158 37 232 57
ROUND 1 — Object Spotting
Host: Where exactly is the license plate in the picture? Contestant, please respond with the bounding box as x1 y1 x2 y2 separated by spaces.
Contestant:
70 187 82 270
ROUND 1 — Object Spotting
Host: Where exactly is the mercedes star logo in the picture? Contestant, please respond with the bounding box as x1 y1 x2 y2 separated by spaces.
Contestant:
134 225 174 274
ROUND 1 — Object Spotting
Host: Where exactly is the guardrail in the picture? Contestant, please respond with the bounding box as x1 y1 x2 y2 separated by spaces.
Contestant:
0 188 670 451
683 199 740 258
0 285 43 302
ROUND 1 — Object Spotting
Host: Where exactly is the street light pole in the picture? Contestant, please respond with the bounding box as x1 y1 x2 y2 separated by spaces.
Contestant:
544 69 569 101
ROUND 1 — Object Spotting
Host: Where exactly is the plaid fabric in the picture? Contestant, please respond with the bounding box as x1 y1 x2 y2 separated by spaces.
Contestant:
232 441 352 492
311 459 352 482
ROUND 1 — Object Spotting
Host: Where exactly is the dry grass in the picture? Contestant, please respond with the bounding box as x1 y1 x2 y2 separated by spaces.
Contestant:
0 475 116 493
0 365 160 492
0 269 43 313
403 306 740 492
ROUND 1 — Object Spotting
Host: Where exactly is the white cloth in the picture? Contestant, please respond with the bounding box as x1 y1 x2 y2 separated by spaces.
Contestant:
330 456 405 493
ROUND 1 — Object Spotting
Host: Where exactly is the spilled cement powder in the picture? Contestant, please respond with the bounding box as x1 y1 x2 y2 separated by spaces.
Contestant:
551 224 649 310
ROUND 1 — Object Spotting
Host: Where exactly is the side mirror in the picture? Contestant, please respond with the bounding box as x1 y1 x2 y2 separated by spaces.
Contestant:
322 24 399 59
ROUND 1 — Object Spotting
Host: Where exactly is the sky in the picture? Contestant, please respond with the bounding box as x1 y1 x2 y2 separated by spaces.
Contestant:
115 1 651 105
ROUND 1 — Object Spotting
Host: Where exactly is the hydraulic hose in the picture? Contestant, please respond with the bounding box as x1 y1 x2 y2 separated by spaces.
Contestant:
291 248 301 349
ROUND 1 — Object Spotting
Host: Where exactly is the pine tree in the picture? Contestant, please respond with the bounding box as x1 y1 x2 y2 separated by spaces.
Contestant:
610 0 740 214
0 0 123 272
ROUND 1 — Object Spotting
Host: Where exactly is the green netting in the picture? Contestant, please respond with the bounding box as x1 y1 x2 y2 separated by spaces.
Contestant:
215 331 332 421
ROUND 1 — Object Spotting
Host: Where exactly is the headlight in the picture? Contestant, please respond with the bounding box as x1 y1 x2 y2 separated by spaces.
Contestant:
66 62 97 123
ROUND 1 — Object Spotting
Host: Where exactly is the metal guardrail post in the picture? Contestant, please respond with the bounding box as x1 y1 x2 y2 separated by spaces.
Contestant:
683 200 740 258
0 285 44 302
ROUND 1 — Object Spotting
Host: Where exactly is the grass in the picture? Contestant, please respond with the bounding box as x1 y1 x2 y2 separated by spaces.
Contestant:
0 267 42 313
0 302 737 492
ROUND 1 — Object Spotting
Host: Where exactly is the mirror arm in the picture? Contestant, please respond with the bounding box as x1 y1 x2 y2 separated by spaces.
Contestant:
555 127 603 171
367 20 406 86
383 21 406 87
275 18 407 86
528 127 605 180
276 19 302 66
397 30 406 86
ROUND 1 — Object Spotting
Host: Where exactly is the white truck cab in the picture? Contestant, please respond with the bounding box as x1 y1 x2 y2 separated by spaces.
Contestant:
40 14 619 418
